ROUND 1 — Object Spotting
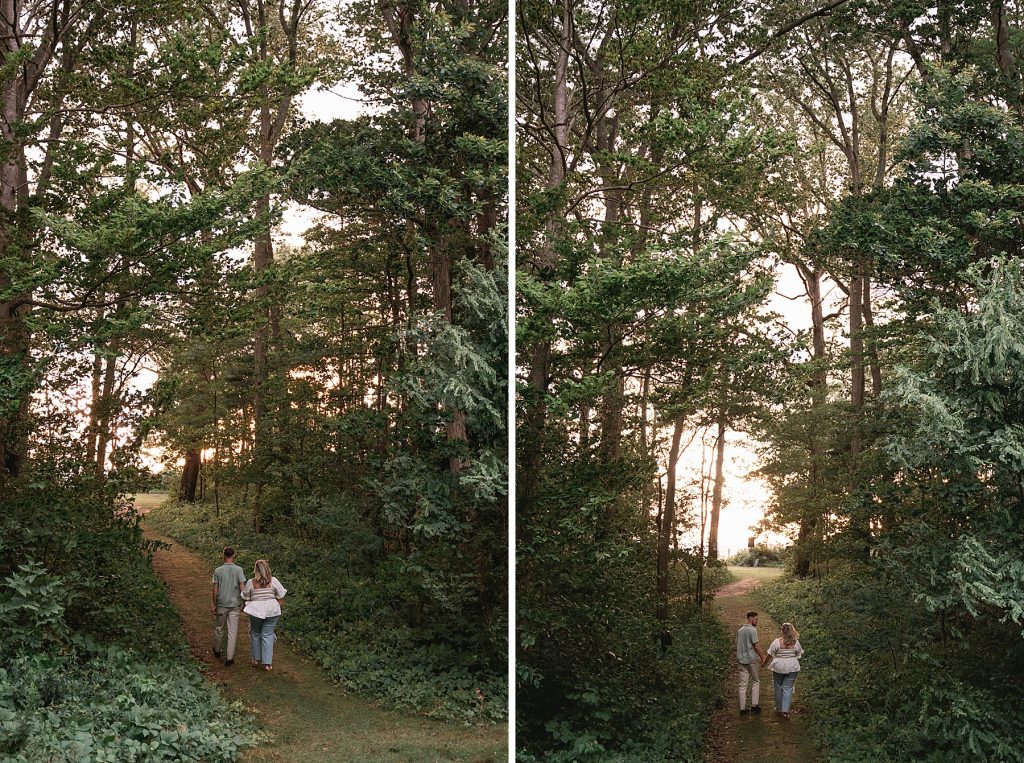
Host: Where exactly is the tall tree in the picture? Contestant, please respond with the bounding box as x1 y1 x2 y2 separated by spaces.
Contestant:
0 0 100 483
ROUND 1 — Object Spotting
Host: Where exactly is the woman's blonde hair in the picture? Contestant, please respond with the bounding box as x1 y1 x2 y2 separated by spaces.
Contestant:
253 559 272 587
781 622 799 647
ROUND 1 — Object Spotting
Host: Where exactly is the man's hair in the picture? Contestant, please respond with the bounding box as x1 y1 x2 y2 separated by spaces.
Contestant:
746 611 758 619
223 546 234 558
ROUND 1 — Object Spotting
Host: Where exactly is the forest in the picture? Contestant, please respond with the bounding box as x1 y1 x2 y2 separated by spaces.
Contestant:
516 0 1024 760
0 0 507 759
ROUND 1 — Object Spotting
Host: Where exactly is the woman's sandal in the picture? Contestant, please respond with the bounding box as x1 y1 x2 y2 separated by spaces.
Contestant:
250 660 260 668
263 664 273 671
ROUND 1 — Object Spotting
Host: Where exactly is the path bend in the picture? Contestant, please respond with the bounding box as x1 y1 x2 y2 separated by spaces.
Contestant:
138 501 506 763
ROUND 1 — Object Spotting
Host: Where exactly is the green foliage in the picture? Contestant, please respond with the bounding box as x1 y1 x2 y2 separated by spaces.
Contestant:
0 645 262 762
516 0 792 756
725 544 790 568
0 460 180 653
516 443 729 760
148 495 506 724
0 562 67 653
756 39 1024 760
518 583 726 763
0 457 259 760
3 0 506 757
760 568 1024 763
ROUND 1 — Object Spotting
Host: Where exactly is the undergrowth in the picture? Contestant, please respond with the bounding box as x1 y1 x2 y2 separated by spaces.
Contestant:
0 467 261 761
758 569 1024 763
147 494 506 724
0 643 262 762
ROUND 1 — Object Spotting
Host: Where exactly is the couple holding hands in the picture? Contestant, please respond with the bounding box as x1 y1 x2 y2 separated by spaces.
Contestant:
211 546 287 671
736 610 804 719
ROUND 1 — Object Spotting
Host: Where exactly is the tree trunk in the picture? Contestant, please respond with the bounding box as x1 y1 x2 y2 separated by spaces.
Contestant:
792 261 827 576
992 0 1017 81
587 28 627 466
849 265 865 439
637 368 650 457
0 0 82 483
476 188 497 270
85 350 103 462
0 91 29 482
246 0 300 508
849 263 870 555
708 417 726 562
94 353 117 477
519 0 571 505
793 519 816 577
251 192 273 456
180 449 201 502
657 413 687 621
520 342 552 511
597 371 624 461
862 272 882 397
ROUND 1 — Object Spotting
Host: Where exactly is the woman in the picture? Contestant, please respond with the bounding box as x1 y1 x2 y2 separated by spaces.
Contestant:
242 559 287 671
766 622 804 718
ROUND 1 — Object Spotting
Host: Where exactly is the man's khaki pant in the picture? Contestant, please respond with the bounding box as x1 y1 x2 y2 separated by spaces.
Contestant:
738 661 760 710
214 606 241 660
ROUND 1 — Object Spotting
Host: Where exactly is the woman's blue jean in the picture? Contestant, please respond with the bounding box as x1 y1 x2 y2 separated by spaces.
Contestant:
249 614 280 665
773 671 798 712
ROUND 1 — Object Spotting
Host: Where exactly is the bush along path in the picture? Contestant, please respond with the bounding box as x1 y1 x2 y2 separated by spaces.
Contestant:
138 501 506 763
705 568 820 763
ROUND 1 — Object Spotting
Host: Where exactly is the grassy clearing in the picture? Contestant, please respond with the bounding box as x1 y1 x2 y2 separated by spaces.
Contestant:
725 566 785 583
132 492 169 512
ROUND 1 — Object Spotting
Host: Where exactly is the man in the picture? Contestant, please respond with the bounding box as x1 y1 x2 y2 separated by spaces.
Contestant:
737 610 767 715
212 546 246 666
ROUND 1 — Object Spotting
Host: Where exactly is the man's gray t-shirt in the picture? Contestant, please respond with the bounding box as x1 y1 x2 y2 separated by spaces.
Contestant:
212 563 246 608
737 623 759 664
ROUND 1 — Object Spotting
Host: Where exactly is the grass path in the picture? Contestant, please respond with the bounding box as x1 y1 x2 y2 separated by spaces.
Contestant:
134 495 507 763
705 567 820 763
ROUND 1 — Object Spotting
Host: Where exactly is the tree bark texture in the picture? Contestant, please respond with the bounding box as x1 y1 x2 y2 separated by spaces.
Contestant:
180 449 202 502
0 1 88 483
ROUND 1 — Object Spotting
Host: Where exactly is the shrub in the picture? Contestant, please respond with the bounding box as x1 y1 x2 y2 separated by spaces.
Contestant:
758 568 1024 762
0 562 67 653
726 543 789 567
0 461 260 761
0 645 263 762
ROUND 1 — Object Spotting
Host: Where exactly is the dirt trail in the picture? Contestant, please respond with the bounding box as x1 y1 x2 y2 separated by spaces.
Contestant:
138 500 505 763
705 568 820 763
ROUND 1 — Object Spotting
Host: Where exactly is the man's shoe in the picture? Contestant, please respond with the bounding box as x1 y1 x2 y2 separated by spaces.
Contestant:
740 708 749 715
751 705 761 714
213 650 221 658
225 659 234 667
